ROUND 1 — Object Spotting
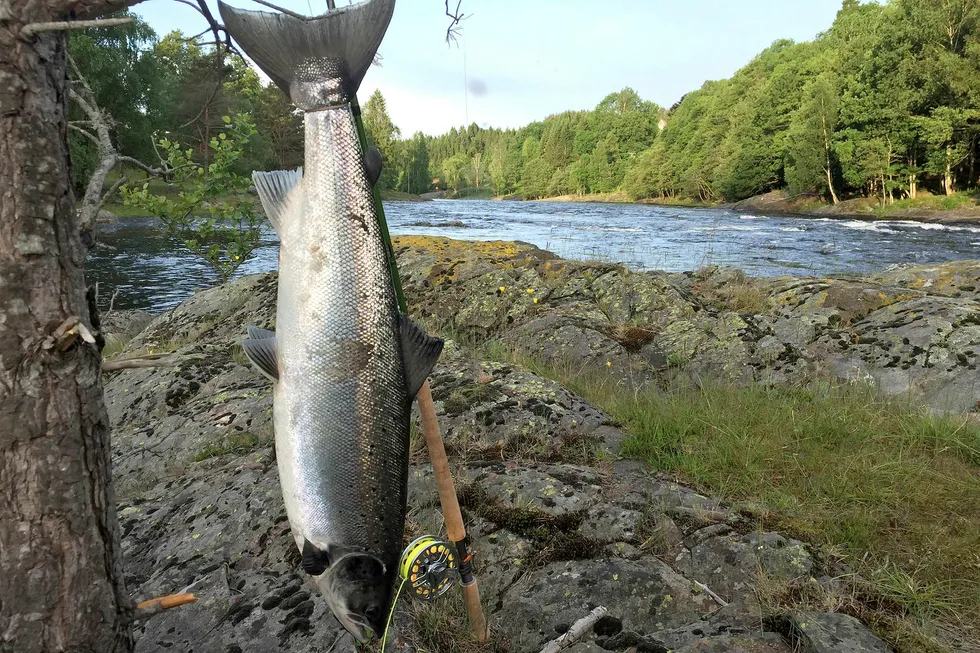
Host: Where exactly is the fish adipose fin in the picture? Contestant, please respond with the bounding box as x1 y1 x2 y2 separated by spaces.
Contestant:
242 335 280 382
398 313 444 399
253 168 302 237
217 0 396 111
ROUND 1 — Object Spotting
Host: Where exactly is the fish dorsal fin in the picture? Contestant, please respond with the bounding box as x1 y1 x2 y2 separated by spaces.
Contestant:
399 313 444 400
302 539 331 576
364 146 383 187
253 168 302 238
247 325 276 340
242 334 279 382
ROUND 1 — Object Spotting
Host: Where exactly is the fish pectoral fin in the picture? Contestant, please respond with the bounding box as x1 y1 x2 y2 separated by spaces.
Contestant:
242 336 280 382
246 325 275 340
302 539 331 576
399 313 444 399
252 168 303 240
364 146 383 187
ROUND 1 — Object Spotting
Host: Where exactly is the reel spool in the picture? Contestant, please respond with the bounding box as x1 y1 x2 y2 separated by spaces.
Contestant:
399 535 458 600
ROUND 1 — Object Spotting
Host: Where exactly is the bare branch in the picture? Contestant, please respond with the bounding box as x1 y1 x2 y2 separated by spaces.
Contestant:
445 0 465 44
168 0 243 58
181 28 212 43
68 124 101 147
117 156 168 177
97 177 128 213
20 16 132 37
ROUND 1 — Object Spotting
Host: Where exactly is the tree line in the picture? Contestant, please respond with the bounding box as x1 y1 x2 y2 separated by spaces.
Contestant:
72 0 980 210
374 0 979 204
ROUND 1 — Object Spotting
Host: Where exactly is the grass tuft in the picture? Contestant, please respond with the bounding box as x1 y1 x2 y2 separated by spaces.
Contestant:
194 428 273 461
477 342 980 651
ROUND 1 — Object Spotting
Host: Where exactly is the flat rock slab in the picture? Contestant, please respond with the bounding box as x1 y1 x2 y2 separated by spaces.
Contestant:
782 611 893 653
495 557 715 651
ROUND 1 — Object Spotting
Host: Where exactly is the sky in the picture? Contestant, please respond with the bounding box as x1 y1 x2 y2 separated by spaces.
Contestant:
132 0 850 137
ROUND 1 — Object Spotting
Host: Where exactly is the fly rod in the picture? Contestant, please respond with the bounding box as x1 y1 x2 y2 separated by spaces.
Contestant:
350 72 490 647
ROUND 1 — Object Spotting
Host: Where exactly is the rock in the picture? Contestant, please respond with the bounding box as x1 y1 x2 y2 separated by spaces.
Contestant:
778 611 893 653
671 634 791 652
96 208 118 223
593 614 623 636
102 245 916 653
675 532 813 605
494 557 715 649
99 308 154 342
390 236 980 414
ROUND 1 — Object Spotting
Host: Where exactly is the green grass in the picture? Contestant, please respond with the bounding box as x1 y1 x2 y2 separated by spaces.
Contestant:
477 343 980 651
193 429 273 461
872 190 979 217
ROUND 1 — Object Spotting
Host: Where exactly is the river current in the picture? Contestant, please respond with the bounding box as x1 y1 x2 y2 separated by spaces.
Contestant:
88 200 980 312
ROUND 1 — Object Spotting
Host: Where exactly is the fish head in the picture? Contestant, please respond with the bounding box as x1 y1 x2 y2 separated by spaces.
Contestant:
316 553 391 643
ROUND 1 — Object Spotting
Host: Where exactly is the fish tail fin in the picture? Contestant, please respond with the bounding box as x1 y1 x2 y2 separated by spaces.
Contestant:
217 0 395 111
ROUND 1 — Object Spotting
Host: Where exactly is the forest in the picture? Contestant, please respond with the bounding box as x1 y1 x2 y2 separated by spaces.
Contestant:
71 0 980 209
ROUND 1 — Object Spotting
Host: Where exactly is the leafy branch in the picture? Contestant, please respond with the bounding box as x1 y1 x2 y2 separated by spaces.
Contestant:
120 114 267 284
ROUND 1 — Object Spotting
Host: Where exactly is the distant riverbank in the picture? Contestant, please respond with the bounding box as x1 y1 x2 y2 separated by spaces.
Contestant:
528 189 980 224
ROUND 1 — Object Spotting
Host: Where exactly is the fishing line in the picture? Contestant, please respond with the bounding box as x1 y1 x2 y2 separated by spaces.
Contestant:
380 577 407 652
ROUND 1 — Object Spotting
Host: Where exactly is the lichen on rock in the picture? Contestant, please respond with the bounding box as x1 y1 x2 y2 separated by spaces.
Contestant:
105 236 973 653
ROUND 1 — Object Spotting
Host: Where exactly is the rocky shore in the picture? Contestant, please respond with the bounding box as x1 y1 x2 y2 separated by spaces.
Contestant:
102 237 980 653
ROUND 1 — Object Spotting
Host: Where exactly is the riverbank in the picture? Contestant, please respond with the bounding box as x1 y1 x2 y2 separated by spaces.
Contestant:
90 187 430 219
529 189 980 224
102 236 979 653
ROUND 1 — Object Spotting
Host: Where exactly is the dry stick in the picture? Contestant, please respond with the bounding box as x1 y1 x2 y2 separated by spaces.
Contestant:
20 17 133 36
102 357 178 372
693 581 729 607
538 606 608 653
417 381 489 643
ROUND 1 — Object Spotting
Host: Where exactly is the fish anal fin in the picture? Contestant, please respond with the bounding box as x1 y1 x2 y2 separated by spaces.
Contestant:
253 168 302 240
242 336 280 382
399 313 444 400
365 146 383 187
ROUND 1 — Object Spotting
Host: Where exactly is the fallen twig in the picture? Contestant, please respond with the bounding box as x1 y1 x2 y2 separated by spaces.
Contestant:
538 606 607 653
102 356 177 372
667 505 730 524
134 593 198 621
693 580 729 607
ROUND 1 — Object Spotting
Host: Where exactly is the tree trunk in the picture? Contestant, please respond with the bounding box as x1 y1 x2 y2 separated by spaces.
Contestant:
821 111 838 204
908 155 917 200
945 143 954 195
0 12 133 653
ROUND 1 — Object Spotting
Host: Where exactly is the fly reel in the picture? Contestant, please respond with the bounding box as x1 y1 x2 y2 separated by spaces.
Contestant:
398 535 458 600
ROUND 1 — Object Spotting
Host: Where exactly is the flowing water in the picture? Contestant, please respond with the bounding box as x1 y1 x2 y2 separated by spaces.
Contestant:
88 199 980 312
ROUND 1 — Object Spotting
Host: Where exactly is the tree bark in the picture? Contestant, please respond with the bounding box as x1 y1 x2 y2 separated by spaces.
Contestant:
1 6 136 653
820 109 838 204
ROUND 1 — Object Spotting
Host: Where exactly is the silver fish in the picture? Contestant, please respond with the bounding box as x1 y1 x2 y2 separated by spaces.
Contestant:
219 0 443 643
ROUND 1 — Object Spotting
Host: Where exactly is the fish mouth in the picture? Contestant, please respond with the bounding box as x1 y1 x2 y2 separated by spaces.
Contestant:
341 614 375 643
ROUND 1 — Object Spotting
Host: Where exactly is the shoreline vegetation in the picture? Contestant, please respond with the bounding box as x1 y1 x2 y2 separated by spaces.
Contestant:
91 180 980 226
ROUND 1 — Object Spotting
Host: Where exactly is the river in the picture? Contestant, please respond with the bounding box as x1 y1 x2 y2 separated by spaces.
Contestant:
88 199 980 312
